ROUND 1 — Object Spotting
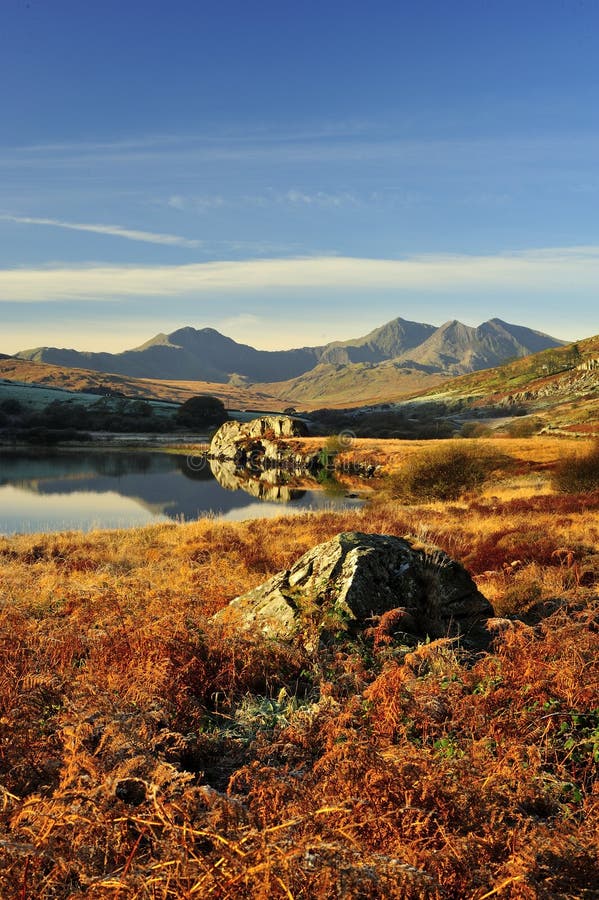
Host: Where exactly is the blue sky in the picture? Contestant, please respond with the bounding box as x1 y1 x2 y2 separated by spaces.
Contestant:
1 0 598 353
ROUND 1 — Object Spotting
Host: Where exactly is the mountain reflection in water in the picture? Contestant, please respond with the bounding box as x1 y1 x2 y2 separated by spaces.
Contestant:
0 449 362 535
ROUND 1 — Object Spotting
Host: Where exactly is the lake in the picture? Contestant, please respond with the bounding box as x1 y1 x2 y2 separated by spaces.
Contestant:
0 449 363 535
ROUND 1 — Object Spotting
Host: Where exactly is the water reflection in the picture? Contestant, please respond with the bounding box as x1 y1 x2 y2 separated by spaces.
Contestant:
209 458 307 503
0 449 362 535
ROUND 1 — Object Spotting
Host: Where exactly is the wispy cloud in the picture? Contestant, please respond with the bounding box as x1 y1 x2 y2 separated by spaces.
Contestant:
0 123 379 171
1 245 598 302
1 213 300 256
165 189 359 212
0 214 204 248
167 194 226 212
7 121 371 155
276 189 359 208
2 131 597 172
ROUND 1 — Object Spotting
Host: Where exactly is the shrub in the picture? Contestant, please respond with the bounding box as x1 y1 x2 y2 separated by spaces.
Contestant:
504 416 544 437
176 394 228 428
460 422 493 438
308 406 455 439
0 397 23 415
553 440 599 493
16 426 92 444
318 433 351 467
388 441 498 502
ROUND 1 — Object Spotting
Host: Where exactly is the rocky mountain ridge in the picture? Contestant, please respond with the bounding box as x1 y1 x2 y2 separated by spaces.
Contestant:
14 316 564 386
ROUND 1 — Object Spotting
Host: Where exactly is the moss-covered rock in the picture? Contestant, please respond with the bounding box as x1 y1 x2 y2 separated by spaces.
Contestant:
212 532 494 650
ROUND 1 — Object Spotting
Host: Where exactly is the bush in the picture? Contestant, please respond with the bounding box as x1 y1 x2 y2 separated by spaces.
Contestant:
0 397 23 415
460 422 493 438
553 440 599 493
16 426 92 445
176 395 228 428
20 399 173 434
388 441 498 502
318 433 351 466
309 406 456 439
504 416 544 438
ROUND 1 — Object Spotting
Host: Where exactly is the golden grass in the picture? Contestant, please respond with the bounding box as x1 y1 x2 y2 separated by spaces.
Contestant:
0 439 598 897
329 435 595 473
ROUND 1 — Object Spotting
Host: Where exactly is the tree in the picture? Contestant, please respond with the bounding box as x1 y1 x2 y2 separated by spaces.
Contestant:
176 395 228 428
0 398 23 415
567 343 581 367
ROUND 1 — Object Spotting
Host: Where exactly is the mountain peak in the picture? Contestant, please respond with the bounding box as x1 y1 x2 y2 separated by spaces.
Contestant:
318 315 437 365
12 316 565 388
438 319 466 330
170 325 221 338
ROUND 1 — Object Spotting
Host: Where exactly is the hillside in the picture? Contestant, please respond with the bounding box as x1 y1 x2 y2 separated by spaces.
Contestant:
14 316 563 386
0 357 286 410
254 318 566 408
258 360 447 408
410 333 599 432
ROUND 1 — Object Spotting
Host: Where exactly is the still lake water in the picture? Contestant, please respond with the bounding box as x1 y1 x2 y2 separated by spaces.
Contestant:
0 449 362 535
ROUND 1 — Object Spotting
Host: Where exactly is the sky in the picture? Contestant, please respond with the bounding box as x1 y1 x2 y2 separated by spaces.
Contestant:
1 0 598 353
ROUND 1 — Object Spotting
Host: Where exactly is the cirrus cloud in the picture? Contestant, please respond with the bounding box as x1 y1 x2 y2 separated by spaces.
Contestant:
0 246 598 302
0 214 204 248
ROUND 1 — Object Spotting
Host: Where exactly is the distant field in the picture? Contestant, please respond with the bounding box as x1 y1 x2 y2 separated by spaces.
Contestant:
0 379 120 410
0 378 179 418
0 356 447 412
0 357 288 411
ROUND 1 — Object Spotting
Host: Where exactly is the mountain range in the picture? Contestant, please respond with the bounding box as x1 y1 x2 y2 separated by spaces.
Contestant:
4 324 596 426
15 317 564 385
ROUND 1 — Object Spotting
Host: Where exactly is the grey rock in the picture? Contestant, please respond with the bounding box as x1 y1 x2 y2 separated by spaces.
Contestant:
209 416 310 468
212 532 494 649
242 416 309 440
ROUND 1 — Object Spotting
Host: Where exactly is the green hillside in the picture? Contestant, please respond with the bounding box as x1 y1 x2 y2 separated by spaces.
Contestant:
410 334 599 433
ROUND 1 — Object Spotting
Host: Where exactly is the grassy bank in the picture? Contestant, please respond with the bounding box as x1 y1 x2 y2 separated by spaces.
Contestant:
0 438 598 897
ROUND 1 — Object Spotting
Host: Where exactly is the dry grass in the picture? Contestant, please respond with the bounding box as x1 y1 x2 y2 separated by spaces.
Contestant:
0 358 285 410
254 365 445 409
0 438 598 897
327 435 590 476
552 439 599 493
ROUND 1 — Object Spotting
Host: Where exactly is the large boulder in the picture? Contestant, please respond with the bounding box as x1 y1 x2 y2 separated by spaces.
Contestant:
209 416 310 468
212 532 494 650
